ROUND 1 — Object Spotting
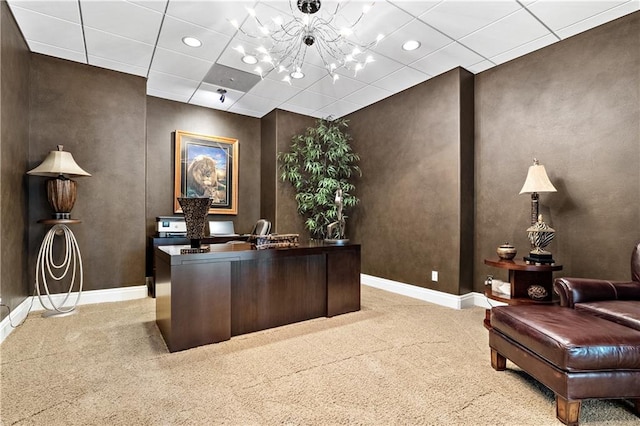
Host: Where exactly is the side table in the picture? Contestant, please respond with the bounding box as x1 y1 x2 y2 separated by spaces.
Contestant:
35 219 84 317
483 258 562 329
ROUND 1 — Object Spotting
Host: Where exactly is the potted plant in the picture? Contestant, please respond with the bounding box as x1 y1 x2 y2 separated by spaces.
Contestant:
279 117 361 240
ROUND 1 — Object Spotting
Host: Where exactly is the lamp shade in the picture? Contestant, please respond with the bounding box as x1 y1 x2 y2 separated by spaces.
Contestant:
27 145 91 178
519 159 556 194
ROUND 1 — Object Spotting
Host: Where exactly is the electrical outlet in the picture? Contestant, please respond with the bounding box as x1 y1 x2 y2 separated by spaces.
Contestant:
431 271 438 282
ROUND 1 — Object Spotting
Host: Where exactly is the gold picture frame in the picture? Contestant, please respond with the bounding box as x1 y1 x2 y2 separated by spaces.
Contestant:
174 130 239 215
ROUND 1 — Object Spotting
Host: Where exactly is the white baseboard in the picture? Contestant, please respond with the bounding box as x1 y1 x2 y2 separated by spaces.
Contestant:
361 273 502 310
0 285 148 345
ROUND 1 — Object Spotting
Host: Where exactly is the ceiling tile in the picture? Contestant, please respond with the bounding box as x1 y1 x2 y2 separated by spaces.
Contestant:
342 1 414 43
165 0 253 37
490 34 558 65
216 39 266 78
307 74 367 99
147 88 190 103
247 78 301 103
372 66 429 93
225 105 264 118
88 55 148 77
343 85 393 107
555 1 640 39
371 19 452 66
28 41 87 64
147 70 200 98
150 47 214 82
410 42 485 76
465 60 495 74
286 90 337 111
527 0 629 31
460 8 552 59
8 6 85 53
156 16 231 63
81 0 163 45
278 103 320 118
232 93 280 115
84 28 154 69
388 1 442 17
7 0 80 23
128 1 168 13
316 100 363 119
419 0 522 39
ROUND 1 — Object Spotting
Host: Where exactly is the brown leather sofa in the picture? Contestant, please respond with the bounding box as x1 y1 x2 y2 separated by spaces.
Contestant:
488 241 640 425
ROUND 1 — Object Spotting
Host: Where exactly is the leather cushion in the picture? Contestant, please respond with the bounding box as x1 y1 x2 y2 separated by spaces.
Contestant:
491 305 640 372
575 301 640 331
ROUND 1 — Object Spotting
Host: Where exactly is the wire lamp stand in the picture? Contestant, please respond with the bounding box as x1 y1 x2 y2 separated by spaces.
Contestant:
35 219 84 317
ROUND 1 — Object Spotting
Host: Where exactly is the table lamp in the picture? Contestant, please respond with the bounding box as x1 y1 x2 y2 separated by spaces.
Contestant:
519 158 556 225
27 145 91 220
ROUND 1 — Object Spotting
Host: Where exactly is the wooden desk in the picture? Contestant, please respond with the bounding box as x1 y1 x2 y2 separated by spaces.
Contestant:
147 235 248 296
155 242 361 352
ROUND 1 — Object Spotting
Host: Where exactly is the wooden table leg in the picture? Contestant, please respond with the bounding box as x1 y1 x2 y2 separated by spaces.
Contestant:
556 395 581 426
490 348 506 371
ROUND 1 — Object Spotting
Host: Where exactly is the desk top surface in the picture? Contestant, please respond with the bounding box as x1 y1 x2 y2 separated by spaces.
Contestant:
156 241 360 265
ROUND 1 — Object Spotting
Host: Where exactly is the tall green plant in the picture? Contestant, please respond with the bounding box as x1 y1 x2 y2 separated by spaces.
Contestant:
279 117 361 239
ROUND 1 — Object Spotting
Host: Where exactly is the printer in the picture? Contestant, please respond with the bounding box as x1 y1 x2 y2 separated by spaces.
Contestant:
156 216 238 237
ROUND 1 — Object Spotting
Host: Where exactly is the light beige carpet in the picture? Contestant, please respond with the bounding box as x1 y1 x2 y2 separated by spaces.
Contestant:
1 286 638 425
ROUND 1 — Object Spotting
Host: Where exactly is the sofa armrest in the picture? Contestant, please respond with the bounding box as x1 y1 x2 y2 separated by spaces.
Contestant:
554 278 640 308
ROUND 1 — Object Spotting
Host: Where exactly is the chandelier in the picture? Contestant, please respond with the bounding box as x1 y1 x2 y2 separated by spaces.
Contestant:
230 0 384 84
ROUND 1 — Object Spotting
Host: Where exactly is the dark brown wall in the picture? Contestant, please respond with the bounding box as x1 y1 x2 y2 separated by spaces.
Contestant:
29 55 147 291
262 109 315 237
475 12 640 289
146 96 261 236
346 68 475 295
0 1 30 318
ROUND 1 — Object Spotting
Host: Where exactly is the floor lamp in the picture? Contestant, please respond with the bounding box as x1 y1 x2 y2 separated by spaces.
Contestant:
27 145 91 317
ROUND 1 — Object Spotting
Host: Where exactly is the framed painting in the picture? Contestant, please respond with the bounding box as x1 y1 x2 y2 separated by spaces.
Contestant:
174 130 239 215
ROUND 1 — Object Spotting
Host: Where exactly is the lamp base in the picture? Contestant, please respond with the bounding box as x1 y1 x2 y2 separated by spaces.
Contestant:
52 212 72 220
524 252 555 265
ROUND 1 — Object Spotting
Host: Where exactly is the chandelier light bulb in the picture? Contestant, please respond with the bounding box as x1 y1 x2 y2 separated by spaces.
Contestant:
230 19 239 29
282 75 292 84
273 16 283 26
290 69 304 79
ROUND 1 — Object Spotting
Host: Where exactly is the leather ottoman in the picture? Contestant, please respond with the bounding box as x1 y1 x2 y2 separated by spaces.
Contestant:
489 305 640 425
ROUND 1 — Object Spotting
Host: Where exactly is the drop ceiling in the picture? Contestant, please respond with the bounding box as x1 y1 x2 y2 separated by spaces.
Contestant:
7 0 639 119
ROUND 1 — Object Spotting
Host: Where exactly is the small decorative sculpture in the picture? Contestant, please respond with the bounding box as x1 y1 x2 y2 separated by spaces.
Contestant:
325 189 348 245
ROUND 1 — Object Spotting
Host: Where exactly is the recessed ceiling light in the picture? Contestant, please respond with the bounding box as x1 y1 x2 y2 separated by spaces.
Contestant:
182 36 202 48
290 70 305 79
242 55 258 65
402 40 420 51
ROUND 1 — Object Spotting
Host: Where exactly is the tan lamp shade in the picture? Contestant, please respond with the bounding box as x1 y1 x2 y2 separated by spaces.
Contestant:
27 145 91 178
519 159 557 194
27 145 91 219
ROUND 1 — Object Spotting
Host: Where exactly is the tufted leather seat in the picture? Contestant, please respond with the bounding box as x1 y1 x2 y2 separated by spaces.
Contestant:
488 240 640 426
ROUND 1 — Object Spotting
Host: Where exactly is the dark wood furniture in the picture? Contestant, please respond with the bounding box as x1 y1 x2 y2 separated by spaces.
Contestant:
155 242 361 352
146 235 248 297
483 258 562 328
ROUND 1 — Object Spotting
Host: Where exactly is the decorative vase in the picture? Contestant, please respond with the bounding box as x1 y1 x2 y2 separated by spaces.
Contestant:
178 197 211 248
497 243 517 260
